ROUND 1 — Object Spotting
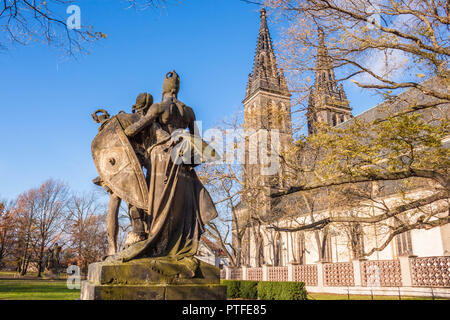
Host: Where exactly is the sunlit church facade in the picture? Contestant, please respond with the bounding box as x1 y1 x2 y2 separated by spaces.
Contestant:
234 9 450 268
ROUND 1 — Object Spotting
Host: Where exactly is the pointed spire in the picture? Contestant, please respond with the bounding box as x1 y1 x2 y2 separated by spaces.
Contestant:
308 28 352 134
315 28 337 94
245 73 253 97
318 27 325 49
339 83 347 100
245 8 289 100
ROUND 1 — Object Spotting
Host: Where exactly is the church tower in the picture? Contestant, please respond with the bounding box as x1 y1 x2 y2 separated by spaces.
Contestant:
307 28 352 135
242 8 292 197
236 8 292 267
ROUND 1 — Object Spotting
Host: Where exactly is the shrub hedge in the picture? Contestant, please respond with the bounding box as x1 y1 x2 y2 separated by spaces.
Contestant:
220 280 307 300
257 281 307 300
239 281 259 299
221 280 242 298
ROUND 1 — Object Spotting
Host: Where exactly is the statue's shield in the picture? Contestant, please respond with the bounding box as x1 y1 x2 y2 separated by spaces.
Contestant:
92 116 148 209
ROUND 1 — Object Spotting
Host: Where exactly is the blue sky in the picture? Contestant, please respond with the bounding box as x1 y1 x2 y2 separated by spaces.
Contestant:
0 0 381 200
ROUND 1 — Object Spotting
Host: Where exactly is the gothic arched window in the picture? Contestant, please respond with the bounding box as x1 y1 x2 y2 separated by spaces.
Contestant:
274 232 283 266
256 236 264 267
396 231 413 256
321 230 333 262
297 232 305 264
332 114 337 126
350 223 365 259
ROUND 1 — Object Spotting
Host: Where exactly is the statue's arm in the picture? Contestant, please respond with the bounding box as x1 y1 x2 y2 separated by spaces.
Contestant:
185 106 201 167
125 103 162 137
186 106 197 135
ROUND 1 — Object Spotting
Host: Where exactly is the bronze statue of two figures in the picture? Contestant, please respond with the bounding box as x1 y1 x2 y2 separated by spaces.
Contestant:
90 71 219 281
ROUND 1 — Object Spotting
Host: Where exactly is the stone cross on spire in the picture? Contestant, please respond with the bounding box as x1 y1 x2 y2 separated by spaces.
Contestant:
245 8 289 100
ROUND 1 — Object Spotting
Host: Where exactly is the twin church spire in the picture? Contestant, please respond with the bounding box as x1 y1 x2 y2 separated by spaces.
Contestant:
245 9 289 100
308 28 352 134
244 10 351 135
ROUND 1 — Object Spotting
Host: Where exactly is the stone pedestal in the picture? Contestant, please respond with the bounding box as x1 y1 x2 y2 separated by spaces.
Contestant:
45 270 60 280
80 258 226 300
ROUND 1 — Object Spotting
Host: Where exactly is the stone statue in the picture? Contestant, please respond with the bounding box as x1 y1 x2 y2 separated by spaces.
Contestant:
92 93 153 255
45 243 62 278
82 71 225 300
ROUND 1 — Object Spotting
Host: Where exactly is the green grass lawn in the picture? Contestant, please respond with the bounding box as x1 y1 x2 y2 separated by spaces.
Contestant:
0 271 445 300
0 271 69 279
0 279 80 300
0 280 446 300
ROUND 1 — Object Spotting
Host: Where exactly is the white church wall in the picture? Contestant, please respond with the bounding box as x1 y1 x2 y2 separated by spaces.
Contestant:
333 233 351 262
440 222 450 256
242 187 447 268
286 231 296 264
411 227 444 257
367 241 395 260
362 223 396 260
304 232 320 264
262 228 274 266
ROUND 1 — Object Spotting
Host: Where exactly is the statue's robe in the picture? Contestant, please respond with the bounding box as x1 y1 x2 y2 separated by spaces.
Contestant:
107 122 218 277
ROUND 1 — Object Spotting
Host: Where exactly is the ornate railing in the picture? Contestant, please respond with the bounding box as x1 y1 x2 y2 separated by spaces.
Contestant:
247 267 263 281
229 268 242 280
410 256 450 287
267 266 288 281
361 260 402 287
221 256 450 292
323 262 355 287
293 264 318 286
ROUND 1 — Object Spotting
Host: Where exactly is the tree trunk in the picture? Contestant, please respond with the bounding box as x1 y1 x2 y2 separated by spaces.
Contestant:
20 254 29 276
0 229 7 264
19 246 29 276
37 245 44 277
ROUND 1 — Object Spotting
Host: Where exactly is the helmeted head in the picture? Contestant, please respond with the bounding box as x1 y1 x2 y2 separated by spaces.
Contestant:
132 92 153 114
162 70 180 101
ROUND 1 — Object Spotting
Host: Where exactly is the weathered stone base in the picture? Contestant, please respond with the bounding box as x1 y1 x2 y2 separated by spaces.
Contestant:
81 281 226 300
80 257 226 300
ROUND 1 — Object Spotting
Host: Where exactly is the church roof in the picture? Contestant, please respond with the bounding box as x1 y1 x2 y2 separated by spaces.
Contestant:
338 76 448 126
200 236 227 257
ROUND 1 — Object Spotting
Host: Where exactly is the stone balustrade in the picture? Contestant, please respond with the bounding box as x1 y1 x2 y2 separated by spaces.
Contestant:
292 264 318 286
410 256 450 287
361 260 402 287
323 262 354 287
247 267 263 281
220 256 450 298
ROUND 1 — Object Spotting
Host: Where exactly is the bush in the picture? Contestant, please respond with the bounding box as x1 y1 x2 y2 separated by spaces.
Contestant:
221 280 307 300
257 281 307 300
221 280 241 299
239 281 258 299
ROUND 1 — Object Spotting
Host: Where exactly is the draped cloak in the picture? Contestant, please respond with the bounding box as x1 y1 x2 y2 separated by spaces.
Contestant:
107 122 218 277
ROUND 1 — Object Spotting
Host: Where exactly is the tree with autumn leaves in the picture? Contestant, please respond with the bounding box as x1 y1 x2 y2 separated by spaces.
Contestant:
0 179 110 276
0 200 16 268
66 192 108 274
